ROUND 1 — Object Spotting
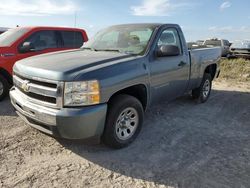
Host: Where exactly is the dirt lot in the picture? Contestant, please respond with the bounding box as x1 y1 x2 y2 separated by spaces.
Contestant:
0 80 250 188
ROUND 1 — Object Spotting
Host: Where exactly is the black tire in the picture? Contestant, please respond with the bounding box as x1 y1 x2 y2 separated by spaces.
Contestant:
102 94 144 149
192 73 212 103
0 75 10 101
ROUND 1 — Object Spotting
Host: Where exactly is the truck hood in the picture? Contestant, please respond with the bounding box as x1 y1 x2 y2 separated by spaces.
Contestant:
14 49 137 81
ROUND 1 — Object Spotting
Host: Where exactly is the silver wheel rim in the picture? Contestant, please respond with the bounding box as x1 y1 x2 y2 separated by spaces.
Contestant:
0 81 3 96
202 79 210 98
115 107 139 141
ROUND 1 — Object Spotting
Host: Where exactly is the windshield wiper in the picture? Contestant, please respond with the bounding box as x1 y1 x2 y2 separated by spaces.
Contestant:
95 49 121 53
81 47 97 51
123 51 138 55
82 48 137 55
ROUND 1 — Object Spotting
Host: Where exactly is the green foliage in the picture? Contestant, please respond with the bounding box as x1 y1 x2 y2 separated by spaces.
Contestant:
219 58 250 81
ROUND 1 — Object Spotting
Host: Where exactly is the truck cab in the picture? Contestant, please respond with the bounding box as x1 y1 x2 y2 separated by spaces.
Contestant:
0 26 88 100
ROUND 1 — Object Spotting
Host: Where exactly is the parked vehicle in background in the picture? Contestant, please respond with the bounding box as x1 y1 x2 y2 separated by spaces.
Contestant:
0 26 88 100
187 42 198 49
0 27 9 35
196 40 204 45
230 41 250 59
203 38 230 57
187 42 207 49
10 23 221 148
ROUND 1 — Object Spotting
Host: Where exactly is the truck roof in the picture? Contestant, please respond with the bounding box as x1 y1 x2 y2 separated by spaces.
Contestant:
108 23 180 28
17 26 86 32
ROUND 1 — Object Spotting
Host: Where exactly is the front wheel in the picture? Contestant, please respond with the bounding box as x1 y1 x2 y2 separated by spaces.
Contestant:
102 94 144 149
192 73 212 103
0 75 10 101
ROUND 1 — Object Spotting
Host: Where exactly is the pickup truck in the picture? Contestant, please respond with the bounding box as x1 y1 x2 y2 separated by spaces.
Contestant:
10 23 221 148
203 38 230 57
0 26 88 101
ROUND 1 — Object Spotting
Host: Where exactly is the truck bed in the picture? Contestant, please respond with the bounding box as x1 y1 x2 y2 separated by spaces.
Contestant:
187 47 221 90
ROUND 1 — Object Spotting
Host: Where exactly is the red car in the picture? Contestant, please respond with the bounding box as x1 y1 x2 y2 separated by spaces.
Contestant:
0 26 88 100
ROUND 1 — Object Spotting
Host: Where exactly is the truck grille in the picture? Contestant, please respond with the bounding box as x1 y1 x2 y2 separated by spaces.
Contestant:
13 74 63 108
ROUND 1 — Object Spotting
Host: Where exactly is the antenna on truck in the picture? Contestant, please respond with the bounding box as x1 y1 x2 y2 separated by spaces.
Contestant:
74 11 77 28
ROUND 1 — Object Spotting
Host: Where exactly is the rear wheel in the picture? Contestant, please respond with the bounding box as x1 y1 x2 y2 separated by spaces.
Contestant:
0 75 10 101
192 73 212 103
102 94 144 149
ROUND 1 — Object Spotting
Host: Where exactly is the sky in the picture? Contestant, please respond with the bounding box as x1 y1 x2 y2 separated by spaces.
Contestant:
0 0 249 42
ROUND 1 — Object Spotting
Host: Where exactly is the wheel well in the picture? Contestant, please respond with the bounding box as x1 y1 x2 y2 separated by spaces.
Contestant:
108 84 148 110
204 64 217 80
0 68 12 85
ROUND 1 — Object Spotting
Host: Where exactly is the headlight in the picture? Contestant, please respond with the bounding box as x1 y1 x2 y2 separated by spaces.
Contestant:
64 80 100 106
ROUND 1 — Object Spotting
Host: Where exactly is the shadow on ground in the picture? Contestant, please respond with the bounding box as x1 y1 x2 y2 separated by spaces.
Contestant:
0 97 16 116
58 89 250 187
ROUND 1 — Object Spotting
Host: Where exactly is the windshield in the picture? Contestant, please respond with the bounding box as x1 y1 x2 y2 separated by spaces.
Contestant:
83 25 155 55
231 41 250 49
204 40 222 46
0 28 29 47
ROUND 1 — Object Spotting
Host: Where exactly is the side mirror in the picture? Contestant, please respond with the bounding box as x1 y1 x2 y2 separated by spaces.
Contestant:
19 42 35 53
156 45 180 57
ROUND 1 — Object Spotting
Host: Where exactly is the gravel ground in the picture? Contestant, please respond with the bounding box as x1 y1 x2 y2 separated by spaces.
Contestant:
0 80 250 188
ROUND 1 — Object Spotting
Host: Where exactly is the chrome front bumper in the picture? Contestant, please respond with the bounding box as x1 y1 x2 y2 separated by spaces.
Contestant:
10 87 57 126
10 87 107 139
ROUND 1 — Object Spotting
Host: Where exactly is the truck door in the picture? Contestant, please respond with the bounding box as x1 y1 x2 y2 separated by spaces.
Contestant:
149 27 190 104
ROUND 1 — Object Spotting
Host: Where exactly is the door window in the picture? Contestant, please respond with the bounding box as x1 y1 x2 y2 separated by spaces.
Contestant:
22 30 57 51
157 28 182 54
60 31 84 48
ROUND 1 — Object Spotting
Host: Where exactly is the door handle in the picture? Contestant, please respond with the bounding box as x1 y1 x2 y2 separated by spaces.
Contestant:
178 61 187 67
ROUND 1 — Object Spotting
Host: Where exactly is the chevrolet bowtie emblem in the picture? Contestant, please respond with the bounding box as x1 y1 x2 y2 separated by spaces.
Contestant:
21 80 30 92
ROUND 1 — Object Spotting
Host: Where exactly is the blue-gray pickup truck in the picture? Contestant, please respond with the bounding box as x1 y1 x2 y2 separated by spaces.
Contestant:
10 24 221 148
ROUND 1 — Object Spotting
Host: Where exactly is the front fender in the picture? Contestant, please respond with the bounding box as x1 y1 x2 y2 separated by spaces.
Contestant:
75 57 150 104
